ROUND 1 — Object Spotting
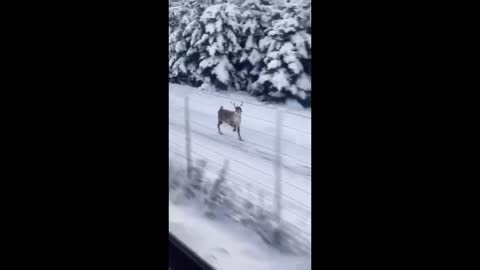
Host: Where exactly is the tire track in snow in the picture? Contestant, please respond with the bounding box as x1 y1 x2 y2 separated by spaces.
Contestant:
169 118 311 177
169 124 311 198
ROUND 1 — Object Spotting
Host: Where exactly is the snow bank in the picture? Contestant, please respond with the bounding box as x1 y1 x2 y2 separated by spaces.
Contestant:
169 201 311 270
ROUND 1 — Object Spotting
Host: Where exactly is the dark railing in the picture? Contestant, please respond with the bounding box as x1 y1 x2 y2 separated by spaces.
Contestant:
169 232 215 270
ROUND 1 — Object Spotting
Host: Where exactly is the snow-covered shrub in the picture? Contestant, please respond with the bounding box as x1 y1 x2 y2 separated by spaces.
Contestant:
184 159 208 199
169 160 185 191
169 156 308 253
205 160 235 219
226 189 307 254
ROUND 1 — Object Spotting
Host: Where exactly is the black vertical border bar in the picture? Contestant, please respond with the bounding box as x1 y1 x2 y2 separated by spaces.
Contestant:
163 0 171 268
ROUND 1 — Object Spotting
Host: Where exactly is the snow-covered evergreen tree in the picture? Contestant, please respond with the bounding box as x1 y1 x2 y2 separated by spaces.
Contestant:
236 0 273 91
298 0 311 34
169 0 312 107
280 0 311 33
169 1 206 85
181 1 206 86
252 1 311 107
169 3 189 83
193 3 243 90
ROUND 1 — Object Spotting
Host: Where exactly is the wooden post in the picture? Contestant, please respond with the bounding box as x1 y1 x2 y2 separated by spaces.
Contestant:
185 96 192 180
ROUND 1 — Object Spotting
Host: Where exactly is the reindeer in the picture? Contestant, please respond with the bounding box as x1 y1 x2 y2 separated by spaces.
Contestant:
217 101 244 141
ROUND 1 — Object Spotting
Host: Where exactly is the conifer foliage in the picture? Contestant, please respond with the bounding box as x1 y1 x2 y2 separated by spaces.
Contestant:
169 0 311 107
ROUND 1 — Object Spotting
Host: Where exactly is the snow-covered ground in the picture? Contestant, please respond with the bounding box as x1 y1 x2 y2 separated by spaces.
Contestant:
169 83 311 267
170 201 311 270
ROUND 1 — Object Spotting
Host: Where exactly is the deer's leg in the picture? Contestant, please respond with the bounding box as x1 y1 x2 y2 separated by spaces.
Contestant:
233 126 236 132
217 121 223 135
237 126 243 141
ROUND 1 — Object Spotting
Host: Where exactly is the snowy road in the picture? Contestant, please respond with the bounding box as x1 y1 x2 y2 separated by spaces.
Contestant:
169 83 311 244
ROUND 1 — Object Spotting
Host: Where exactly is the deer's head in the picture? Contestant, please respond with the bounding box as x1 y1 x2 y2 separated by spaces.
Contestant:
231 101 243 113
